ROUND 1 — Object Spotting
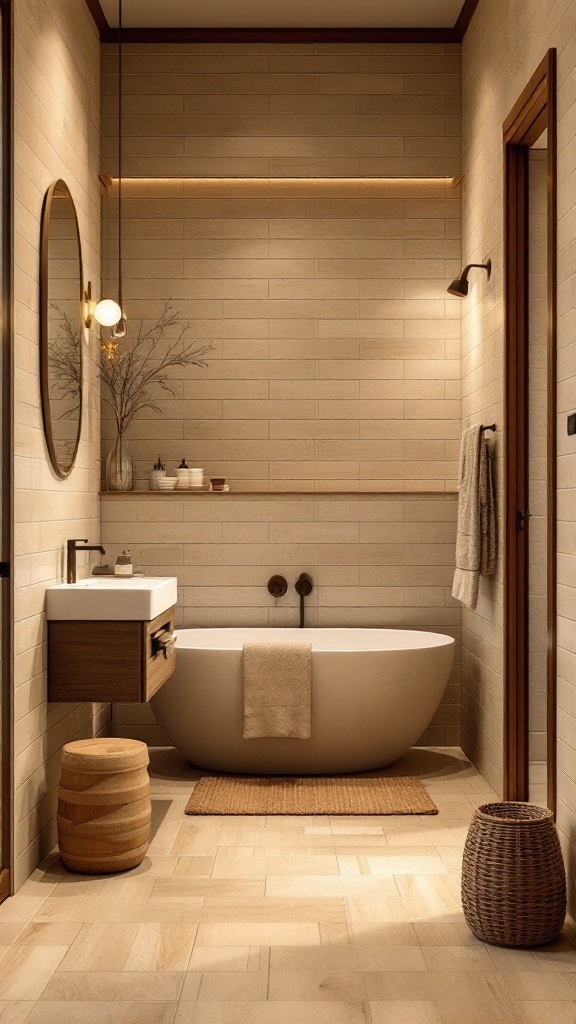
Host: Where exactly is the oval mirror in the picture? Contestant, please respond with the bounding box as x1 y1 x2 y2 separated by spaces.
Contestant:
40 179 84 478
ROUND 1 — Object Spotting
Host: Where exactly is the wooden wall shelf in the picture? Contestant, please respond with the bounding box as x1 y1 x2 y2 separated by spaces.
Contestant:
100 490 459 498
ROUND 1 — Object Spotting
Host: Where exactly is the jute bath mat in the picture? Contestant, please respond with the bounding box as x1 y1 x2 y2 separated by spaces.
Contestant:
185 775 438 816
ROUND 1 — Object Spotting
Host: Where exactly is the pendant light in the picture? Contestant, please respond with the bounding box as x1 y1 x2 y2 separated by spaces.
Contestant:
94 0 126 336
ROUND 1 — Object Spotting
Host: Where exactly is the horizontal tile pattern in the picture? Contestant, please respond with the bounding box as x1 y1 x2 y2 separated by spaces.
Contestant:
101 176 462 491
99 46 462 805
101 44 461 179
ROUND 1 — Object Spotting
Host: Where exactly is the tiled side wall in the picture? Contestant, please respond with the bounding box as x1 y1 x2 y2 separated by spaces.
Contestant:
101 493 461 747
462 0 576 906
13 0 105 889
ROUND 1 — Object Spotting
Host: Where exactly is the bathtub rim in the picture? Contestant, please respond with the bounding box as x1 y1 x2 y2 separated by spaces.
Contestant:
172 626 455 654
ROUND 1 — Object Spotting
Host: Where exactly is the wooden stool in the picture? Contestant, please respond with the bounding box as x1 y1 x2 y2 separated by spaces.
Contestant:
57 738 151 874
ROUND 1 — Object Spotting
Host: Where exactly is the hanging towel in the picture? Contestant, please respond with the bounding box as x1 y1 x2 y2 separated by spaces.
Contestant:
243 642 312 739
452 424 497 610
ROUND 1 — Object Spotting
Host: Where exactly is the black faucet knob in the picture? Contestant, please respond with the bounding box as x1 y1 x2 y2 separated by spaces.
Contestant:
295 572 313 596
268 575 288 598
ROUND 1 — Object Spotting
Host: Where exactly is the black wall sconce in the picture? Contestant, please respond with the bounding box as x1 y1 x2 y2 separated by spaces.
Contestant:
447 259 492 297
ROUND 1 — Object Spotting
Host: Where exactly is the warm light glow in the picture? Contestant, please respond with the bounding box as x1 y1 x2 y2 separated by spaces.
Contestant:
107 176 456 184
101 338 119 361
93 298 122 328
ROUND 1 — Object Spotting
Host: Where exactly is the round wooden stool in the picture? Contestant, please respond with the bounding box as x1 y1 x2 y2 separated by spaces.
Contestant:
57 738 151 874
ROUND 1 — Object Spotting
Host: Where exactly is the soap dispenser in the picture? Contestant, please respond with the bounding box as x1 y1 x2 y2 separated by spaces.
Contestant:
149 456 166 491
176 458 189 490
115 550 133 577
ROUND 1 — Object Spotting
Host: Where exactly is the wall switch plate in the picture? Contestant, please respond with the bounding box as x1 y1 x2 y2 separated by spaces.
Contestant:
568 413 576 435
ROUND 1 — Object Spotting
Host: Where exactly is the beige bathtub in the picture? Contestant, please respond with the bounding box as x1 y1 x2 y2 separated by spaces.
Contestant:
150 627 455 775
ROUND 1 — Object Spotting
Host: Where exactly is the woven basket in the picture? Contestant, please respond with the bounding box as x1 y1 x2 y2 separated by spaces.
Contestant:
461 802 566 947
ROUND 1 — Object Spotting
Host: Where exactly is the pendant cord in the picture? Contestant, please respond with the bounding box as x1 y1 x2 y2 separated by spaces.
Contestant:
118 0 123 312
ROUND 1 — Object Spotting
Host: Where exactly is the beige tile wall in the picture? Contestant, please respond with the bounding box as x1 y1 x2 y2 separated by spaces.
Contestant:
101 42 462 180
13 0 106 890
101 492 462 747
97 41 461 753
100 42 462 492
99 41 464 752
100 176 462 492
461 0 576 908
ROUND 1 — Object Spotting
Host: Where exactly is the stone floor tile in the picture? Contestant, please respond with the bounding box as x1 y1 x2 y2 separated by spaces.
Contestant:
517 1000 576 1023
0 1002 36 1022
0 945 68 999
39 971 184 1002
268 969 366 1001
369 1001 442 1023
124 923 197 972
187 946 250 973
502 971 576 1001
26 1002 177 1023
197 971 269 1000
58 923 140 972
173 1002 368 1023
194 923 321 947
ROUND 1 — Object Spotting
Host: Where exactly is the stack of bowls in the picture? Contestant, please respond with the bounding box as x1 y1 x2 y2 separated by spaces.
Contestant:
175 468 190 490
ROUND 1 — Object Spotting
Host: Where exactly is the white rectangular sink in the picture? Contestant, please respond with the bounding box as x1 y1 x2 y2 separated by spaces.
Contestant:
47 577 178 622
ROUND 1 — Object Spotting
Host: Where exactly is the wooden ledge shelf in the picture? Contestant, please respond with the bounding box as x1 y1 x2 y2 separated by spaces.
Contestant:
100 489 459 497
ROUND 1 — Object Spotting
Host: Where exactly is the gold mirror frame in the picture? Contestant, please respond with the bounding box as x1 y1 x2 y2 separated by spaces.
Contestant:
40 179 84 479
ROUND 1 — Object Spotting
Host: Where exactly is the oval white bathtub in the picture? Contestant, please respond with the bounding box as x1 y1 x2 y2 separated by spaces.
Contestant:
150 627 455 774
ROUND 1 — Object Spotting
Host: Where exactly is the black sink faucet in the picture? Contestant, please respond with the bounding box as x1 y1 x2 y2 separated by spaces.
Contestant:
295 573 313 628
67 539 106 584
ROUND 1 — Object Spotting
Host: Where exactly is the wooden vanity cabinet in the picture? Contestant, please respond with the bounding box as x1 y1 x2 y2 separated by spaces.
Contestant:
48 606 176 703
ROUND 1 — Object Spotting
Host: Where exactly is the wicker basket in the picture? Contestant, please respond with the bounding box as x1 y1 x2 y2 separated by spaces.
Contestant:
461 802 566 947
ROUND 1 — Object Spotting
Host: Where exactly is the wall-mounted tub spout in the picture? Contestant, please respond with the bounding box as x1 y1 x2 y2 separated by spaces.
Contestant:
295 573 313 628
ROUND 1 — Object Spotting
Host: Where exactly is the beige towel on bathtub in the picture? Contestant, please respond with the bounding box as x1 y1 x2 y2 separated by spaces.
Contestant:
243 642 312 739
452 424 497 610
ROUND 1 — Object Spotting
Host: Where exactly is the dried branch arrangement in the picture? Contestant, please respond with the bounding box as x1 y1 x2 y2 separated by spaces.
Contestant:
99 301 213 436
47 305 82 417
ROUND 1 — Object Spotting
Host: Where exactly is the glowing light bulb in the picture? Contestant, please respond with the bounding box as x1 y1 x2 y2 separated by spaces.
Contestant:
93 298 122 328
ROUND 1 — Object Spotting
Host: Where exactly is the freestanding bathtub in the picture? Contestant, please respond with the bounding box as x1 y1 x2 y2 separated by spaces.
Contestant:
151 627 455 774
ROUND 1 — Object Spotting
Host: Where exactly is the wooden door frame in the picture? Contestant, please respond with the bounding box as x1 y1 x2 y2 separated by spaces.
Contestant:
0 0 13 900
503 49 557 809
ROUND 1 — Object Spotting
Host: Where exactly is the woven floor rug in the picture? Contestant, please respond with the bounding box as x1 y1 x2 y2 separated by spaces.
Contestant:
185 775 438 816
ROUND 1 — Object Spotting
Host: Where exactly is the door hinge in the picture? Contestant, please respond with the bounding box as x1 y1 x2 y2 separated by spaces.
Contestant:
0 563 10 578
517 509 528 531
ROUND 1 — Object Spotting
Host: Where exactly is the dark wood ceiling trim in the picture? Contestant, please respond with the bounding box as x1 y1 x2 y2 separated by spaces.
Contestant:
91 0 478 44
455 0 480 38
100 26 462 44
84 0 109 34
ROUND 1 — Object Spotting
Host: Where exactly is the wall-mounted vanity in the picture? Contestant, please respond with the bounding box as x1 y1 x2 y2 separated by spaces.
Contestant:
46 577 177 704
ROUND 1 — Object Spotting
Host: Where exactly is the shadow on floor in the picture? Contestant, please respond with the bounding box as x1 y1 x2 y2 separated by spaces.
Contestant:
148 745 474 785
